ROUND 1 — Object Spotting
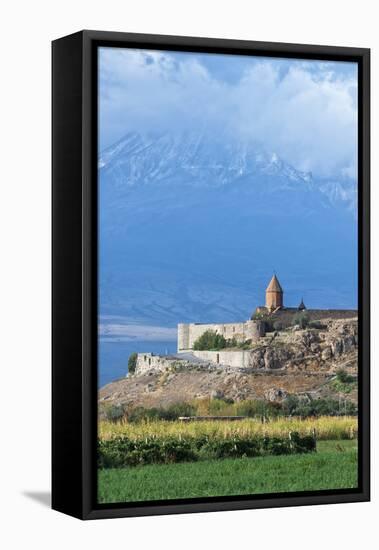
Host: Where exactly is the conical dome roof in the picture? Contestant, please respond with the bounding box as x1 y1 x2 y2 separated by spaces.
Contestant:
298 298 306 310
266 274 283 293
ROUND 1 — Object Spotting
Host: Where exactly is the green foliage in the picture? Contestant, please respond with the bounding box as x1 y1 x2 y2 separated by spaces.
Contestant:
117 394 357 426
330 369 357 394
273 321 283 331
336 369 355 384
282 395 357 417
227 338 253 349
234 399 282 418
127 402 197 423
128 352 138 374
104 404 126 423
238 339 253 349
162 402 197 420
207 398 231 414
98 432 316 469
98 437 197 468
262 432 316 455
292 311 310 329
199 437 262 459
193 330 229 351
192 331 253 351
252 311 266 321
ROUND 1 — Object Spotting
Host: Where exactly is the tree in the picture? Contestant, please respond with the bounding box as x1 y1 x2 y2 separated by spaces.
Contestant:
128 352 138 374
292 311 310 329
193 330 228 351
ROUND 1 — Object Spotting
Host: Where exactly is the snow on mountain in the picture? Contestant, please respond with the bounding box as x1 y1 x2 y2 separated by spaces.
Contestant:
98 131 358 329
318 177 357 214
99 131 315 190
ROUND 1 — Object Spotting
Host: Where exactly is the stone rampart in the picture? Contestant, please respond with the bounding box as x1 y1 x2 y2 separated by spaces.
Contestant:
177 320 265 352
191 350 251 368
135 353 177 375
252 308 357 328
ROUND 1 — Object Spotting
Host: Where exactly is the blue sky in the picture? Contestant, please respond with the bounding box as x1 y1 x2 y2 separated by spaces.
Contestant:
99 47 358 179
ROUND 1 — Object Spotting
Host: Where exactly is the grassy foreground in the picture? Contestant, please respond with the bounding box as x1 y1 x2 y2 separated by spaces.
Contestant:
98 440 358 504
99 416 357 441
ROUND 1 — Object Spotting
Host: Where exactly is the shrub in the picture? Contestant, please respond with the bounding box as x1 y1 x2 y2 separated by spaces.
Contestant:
98 437 198 468
200 437 262 459
128 352 138 374
104 404 126 423
282 395 357 417
238 339 252 350
336 369 355 384
292 312 310 329
263 436 292 455
235 399 281 418
263 432 316 455
161 402 197 420
273 321 283 331
98 432 316 468
227 337 238 348
331 370 357 395
193 330 228 350
252 312 266 321
207 397 235 416
127 406 160 423
290 432 316 452
126 402 197 423
252 312 276 332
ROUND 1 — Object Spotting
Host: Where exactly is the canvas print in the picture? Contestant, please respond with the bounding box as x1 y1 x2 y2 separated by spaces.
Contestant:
97 47 358 504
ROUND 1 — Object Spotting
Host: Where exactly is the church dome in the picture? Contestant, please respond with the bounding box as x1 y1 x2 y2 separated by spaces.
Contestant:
266 275 283 293
265 274 283 310
298 298 306 311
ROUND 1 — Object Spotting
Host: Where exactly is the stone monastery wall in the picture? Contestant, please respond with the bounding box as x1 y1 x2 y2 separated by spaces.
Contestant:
191 350 251 368
254 308 358 328
177 320 265 352
135 353 177 375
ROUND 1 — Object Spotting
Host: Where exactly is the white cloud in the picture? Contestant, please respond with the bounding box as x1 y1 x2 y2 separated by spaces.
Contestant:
233 63 358 177
99 48 358 178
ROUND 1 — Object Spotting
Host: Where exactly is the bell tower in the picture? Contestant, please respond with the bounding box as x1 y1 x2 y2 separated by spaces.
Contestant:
265 274 283 311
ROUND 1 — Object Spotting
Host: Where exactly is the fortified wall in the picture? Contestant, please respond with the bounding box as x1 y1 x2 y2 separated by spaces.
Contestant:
135 353 179 375
191 349 253 368
134 317 358 375
253 307 358 328
135 349 254 374
177 320 265 352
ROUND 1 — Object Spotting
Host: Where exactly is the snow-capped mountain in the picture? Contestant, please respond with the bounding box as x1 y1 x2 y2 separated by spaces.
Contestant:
318 177 357 214
98 131 358 329
99 130 314 190
99 131 356 207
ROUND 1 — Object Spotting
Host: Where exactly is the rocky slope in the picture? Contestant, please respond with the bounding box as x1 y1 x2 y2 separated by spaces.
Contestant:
98 318 358 409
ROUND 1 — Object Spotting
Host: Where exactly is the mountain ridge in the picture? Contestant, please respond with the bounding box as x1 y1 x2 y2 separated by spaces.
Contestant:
98 130 358 330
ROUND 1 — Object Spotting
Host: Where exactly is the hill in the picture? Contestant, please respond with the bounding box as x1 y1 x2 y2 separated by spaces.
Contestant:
98 318 358 410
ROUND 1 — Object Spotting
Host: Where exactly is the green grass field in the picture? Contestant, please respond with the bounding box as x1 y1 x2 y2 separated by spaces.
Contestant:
98 440 358 504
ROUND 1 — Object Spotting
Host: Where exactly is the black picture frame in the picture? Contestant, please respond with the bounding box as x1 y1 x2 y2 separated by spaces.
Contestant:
52 30 370 520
